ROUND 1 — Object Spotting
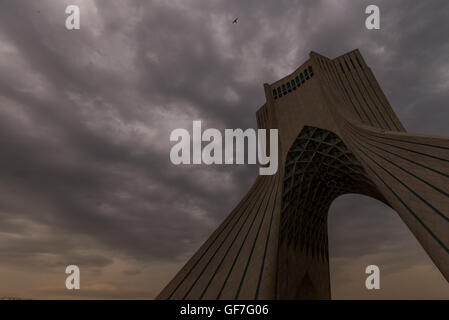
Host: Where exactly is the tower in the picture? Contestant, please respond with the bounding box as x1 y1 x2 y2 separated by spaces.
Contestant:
158 49 449 299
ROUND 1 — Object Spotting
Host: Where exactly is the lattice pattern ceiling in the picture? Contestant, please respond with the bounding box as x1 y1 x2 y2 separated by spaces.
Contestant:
280 126 380 260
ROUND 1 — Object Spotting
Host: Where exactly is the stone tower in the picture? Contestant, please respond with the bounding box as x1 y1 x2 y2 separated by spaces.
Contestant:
158 49 449 299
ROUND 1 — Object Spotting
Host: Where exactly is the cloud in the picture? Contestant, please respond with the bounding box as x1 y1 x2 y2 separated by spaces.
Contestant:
0 0 447 298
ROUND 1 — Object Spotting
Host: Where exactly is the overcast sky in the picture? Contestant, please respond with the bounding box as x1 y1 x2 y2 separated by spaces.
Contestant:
0 0 448 299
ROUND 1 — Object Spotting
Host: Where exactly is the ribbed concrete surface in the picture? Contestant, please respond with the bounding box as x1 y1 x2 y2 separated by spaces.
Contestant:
157 49 449 300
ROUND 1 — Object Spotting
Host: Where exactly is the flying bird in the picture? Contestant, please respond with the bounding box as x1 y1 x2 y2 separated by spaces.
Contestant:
232 17 239 24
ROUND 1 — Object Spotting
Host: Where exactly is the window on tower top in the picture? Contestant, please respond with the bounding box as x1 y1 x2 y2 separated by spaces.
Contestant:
291 79 296 90
304 69 309 80
282 84 287 93
300 73 304 83
273 88 277 99
308 65 314 77
287 82 291 92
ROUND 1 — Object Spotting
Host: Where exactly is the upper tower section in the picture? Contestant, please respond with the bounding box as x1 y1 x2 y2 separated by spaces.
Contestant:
256 49 405 136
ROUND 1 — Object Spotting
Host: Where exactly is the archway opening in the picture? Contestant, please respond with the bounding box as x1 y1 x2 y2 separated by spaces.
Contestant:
328 194 449 299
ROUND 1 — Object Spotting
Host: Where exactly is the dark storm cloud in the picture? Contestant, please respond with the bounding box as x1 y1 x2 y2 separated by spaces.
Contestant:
0 0 448 298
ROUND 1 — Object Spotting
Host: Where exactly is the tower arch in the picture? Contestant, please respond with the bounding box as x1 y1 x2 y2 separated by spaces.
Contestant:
277 125 386 298
158 49 449 300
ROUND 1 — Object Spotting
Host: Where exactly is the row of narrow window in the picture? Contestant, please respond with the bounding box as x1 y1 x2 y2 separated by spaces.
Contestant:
320 54 400 132
272 65 314 99
317 54 364 77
